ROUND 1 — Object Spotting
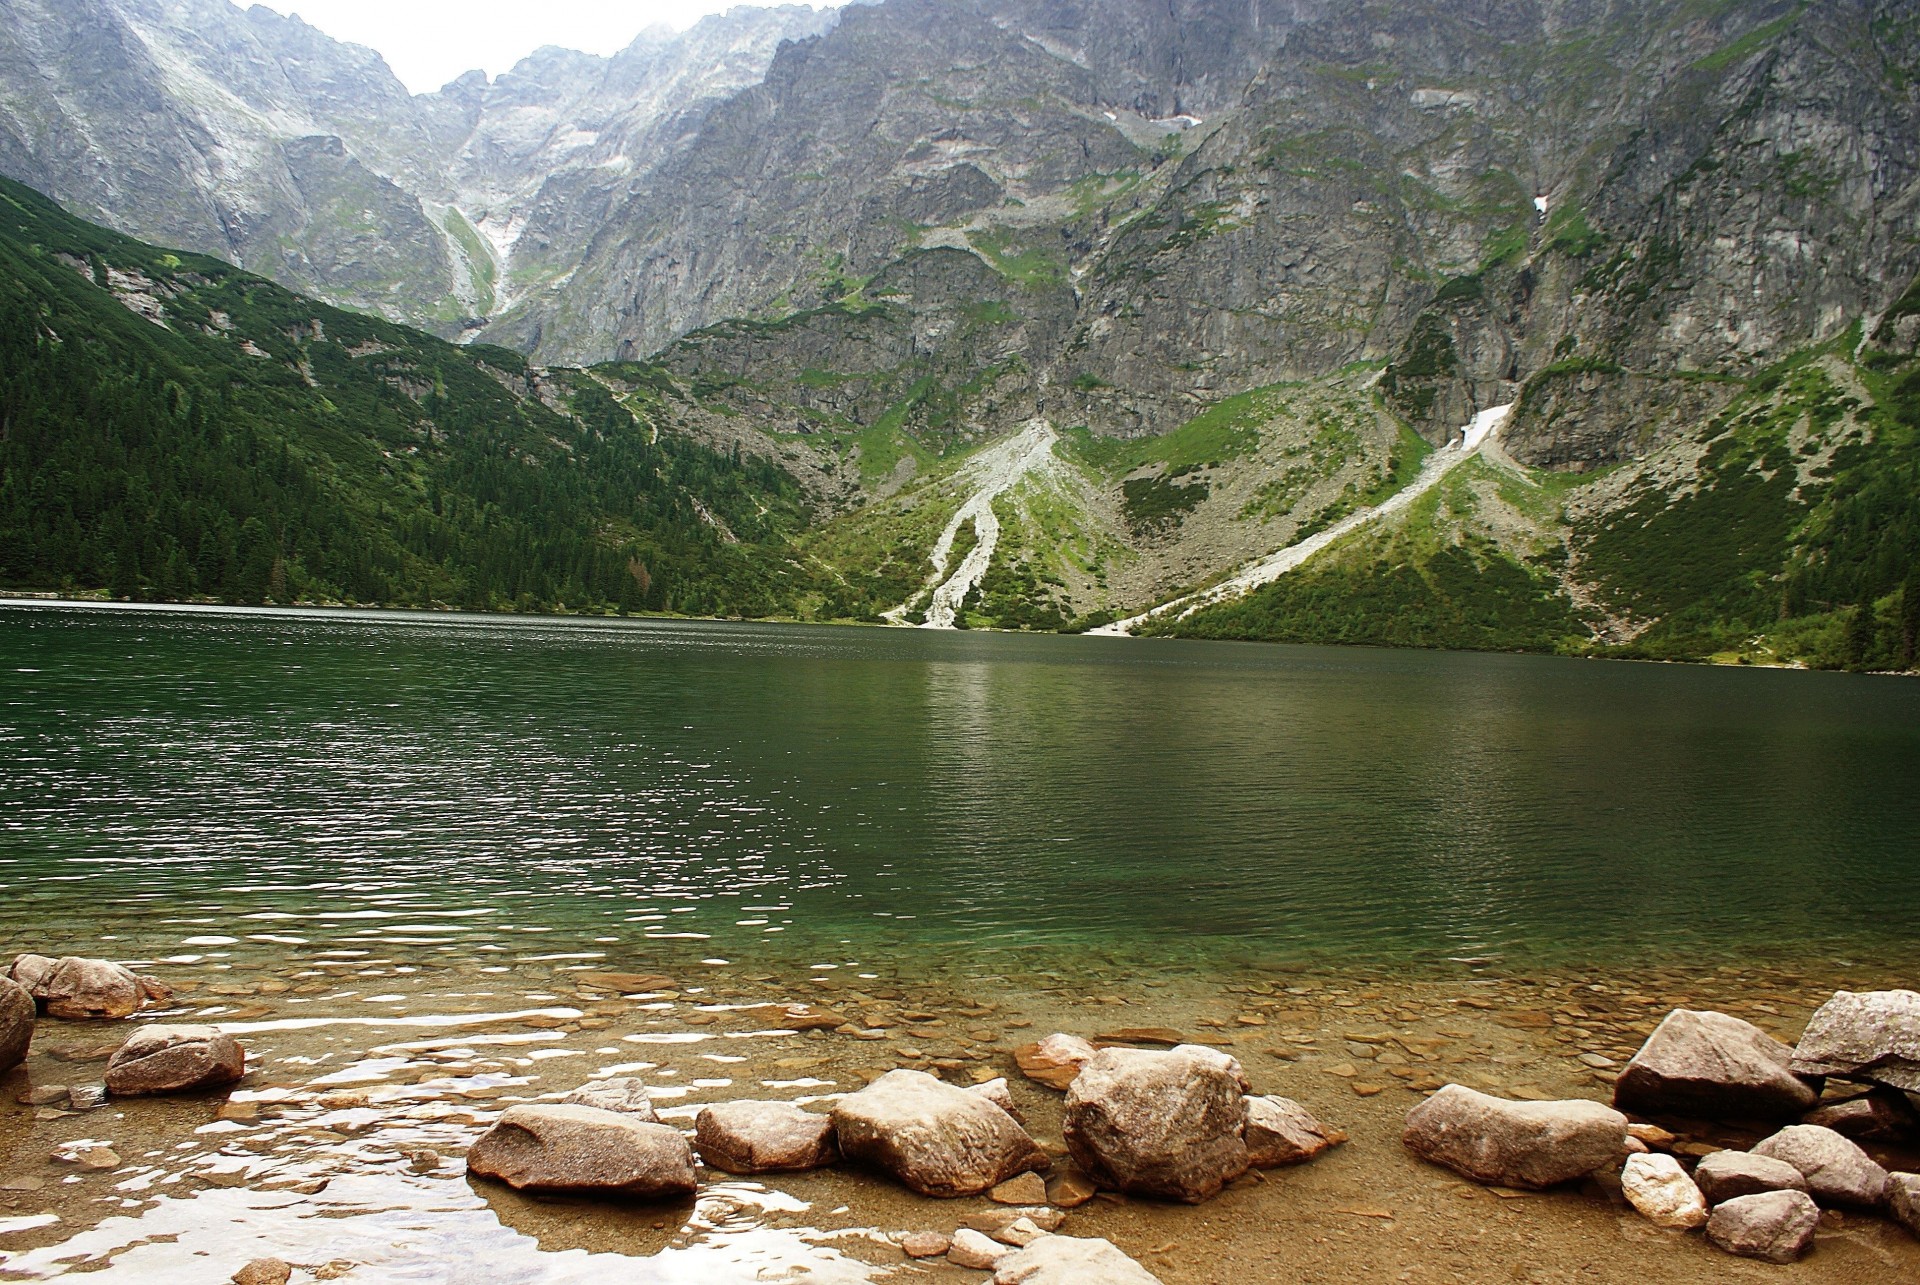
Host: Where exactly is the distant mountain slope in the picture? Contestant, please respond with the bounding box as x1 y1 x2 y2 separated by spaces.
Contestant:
0 176 807 613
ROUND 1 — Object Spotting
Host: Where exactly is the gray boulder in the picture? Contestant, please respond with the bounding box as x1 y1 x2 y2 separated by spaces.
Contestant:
1751 1124 1888 1208
694 1100 837 1174
1063 1046 1250 1203
104 1025 245 1095
832 1069 1047 1198
1692 1149 1810 1206
1244 1095 1346 1167
1613 1009 1819 1120
1792 990 1920 1093
0 977 33 1072
1403 1084 1626 1189
1888 1172 1918 1238
561 1077 658 1121
1704 1189 1820 1263
990 1235 1164 1284
466 1104 696 1198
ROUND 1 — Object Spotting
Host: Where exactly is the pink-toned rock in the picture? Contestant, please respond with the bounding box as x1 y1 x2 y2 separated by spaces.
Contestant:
1614 1009 1820 1120
0 977 33 1073
1014 1034 1096 1090
1791 990 1920 1093
694 1100 837 1174
1403 1084 1626 1189
899 1231 950 1258
969 1077 1025 1125
466 1104 695 1198
946 1228 1005 1270
104 1025 244 1095
1693 1149 1809 1205
832 1069 1048 1198
1751 1124 1889 1208
1245 1095 1346 1167
1705 1190 1819 1263
22 957 144 1020
991 1235 1164 1284
1063 1046 1250 1203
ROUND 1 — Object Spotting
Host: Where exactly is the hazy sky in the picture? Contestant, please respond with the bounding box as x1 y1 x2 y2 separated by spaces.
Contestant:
253 1 842 94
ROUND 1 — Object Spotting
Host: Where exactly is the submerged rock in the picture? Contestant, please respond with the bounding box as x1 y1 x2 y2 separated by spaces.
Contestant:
466 1104 696 1198
1705 1189 1820 1263
1613 1009 1819 1120
561 1077 658 1121
1620 1152 1708 1228
0 977 33 1072
832 1068 1047 1198
104 1025 245 1095
1792 990 1920 1093
1751 1124 1889 1208
991 1235 1164 1284
694 1100 837 1174
1403 1084 1626 1189
1244 1095 1346 1167
1064 1046 1250 1203
1013 1034 1096 1090
231 1259 292 1285
1692 1150 1809 1206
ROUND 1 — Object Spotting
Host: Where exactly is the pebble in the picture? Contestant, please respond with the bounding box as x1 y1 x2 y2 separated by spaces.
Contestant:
900 1231 950 1258
990 1216 1047 1247
947 1228 1004 1269
990 1172 1048 1205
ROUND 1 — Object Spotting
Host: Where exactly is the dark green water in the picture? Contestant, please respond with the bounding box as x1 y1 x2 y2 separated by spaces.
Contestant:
2 601 1916 975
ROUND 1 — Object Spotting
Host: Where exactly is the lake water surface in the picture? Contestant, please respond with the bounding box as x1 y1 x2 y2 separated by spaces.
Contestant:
4 601 1916 976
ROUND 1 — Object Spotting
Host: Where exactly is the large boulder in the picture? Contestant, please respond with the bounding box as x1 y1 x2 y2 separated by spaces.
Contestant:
990 1235 1164 1284
561 1078 658 1121
1063 1046 1250 1203
104 1025 245 1095
832 1069 1047 1198
1403 1085 1627 1189
1613 1009 1820 1120
1751 1124 1889 1208
1792 990 1920 1093
0 976 33 1072
1888 1172 1918 1238
1013 1034 1096 1090
1692 1150 1810 1206
694 1100 837 1174
1620 1152 1708 1228
466 1104 696 1198
1244 1095 1346 1167
19 956 144 1020
1704 1190 1820 1263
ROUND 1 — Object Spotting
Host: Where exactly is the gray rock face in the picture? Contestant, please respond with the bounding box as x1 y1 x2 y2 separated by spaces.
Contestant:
1063 1046 1251 1203
104 1025 245 1095
1889 1172 1919 1238
694 1100 837 1174
1244 1095 1346 1168
0 977 32 1072
831 1069 1047 1198
465 1104 697 1198
990 1235 1165 1284
1792 990 1920 1094
1705 1189 1821 1263
1751 1124 1889 1209
561 1078 659 1120
1613 1008 1821 1120
1693 1150 1810 1206
1402 1085 1627 1189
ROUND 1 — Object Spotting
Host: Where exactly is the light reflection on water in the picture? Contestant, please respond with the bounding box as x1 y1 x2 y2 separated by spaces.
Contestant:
3 600 1919 974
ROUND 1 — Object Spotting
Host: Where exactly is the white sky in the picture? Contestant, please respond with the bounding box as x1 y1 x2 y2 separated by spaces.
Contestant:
251 1 840 94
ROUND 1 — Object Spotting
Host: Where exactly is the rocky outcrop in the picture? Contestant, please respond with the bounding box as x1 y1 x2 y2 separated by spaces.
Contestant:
561 1078 659 1120
831 1069 1047 1198
1705 1190 1821 1263
1751 1124 1889 1209
0 976 33 1072
1619 1153 1707 1229
1403 1085 1627 1189
990 1235 1165 1284
1244 1095 1346 1168
465 1104 697 1198
1792 990 1920 1094
694 1100 837 1174
104 1025 245 1095
1692 1150 1810 1206
1612 1009 1821 1120
1063 1046 1251 1203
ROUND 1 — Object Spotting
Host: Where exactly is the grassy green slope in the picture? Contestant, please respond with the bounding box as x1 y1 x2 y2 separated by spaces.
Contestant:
0 177 807 616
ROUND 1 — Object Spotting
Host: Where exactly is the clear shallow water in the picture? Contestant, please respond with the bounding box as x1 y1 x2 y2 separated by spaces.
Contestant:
2 601 1918 974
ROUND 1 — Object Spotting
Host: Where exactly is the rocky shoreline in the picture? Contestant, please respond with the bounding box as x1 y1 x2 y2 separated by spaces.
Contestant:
2 949 1918 1282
